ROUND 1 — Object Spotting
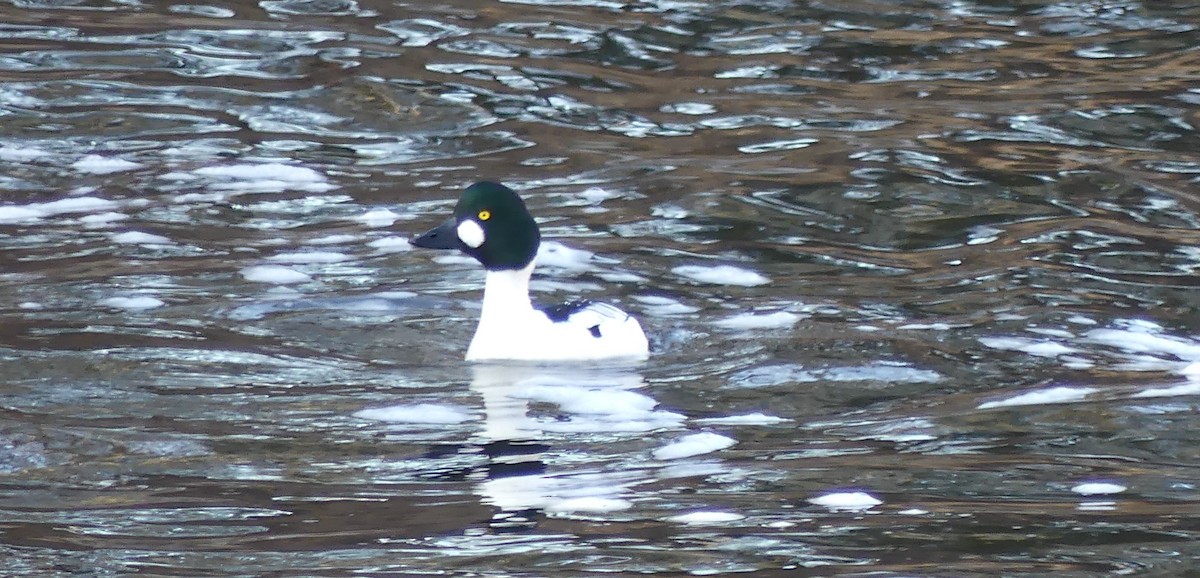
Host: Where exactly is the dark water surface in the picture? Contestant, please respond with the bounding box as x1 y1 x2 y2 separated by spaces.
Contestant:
3 0 1200 575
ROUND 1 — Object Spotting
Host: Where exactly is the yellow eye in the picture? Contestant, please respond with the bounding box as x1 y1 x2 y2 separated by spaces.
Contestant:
477 210 491 221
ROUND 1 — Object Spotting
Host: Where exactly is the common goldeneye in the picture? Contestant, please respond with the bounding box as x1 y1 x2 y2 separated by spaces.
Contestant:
412 181 649 362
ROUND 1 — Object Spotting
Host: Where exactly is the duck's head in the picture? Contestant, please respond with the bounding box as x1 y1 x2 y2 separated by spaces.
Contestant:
412 181 541 270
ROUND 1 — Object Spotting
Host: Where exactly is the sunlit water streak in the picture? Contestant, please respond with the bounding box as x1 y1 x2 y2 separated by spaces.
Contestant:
2 0 1200 575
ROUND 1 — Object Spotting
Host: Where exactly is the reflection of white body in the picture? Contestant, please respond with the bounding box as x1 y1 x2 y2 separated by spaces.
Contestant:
470 364 679 513
354 363 743 520
467 264 649 362
470 364 681 439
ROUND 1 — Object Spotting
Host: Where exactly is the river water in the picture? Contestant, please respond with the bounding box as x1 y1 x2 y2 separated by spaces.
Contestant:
3 0 1200 575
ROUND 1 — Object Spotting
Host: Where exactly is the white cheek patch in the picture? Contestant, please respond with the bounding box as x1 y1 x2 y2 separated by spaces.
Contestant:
456 219 486 249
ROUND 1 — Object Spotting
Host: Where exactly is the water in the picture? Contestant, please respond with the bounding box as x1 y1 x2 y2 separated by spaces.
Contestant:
3 0 1200 575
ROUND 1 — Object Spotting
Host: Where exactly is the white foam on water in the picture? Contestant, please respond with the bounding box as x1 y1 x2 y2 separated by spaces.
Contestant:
808 491 882 511
823 364 942 383
651 204 688 219
215 179 337 194
72 155 142 175
693 413 787 425
110 231 172 245
966 224 1001 245
833 417 941 443
729 362 941 388
240 265 312 284
978 386 1098 409
267 251 349 264
375 291 417 299
978 336 1077 357
1028 327 1075 338
170 192 227 204
305 234 360 245
1133 381 1200 398
353 403 473 424
652 432 736 460
986 319 1200 378
595 271 645 283
661 102 718 115
336 292 418 313
356 208 401 228
80 212 129 226
631 295 699 316
672 264 769 286
1117 356 1181 373
577 186 621 204
1088 327 1200 361
1062 356 1095 370
714 311 798 330
0 196 121 223
898 508 928 515
0 206 45 223
667 511 744 524
41 197 118 215
537 241 598 270
655 462 730 483
898 323 957 330
194 162 322 182
1071 482 1126 496
100 296 165 310
192 163 335 193
544 497 632 513
0 145 49 162
0 196 120 223
367 236 412 253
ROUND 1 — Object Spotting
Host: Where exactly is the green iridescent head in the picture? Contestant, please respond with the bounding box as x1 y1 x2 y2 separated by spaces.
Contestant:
412 181 541 271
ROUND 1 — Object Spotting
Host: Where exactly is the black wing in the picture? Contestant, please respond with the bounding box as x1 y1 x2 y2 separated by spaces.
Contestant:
537 300 633 339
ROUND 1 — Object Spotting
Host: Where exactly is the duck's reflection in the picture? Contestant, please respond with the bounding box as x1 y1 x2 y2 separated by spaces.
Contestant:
467 363 682 525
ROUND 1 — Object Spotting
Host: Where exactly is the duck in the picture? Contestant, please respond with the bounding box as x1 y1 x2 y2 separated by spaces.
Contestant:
411 181 649 362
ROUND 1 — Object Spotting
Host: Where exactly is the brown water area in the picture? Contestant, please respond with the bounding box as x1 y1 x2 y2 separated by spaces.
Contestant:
2 0 1200 575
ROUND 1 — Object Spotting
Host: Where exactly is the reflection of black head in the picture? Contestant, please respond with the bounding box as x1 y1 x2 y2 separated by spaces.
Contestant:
412 181 541 271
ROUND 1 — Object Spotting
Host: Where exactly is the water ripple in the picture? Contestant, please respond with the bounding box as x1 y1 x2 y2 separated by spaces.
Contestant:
2 0 1200 574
